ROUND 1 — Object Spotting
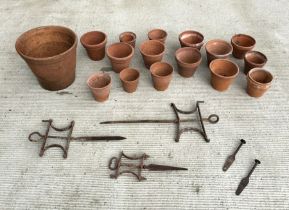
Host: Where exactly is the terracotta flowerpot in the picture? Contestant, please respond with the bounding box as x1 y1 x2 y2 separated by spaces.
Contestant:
231 34 256 59
139 40 165 69
80 31 107 61
209 59 239 91
150 62 173 91
148 29 167 43
106 42 134 73
87 72 112 102
175 47 202 78
179 30 204 50
15 26 77 91
247 68 273 98
119 32 136 48
119 68 140 93
244 51 267 75
205 39 232 66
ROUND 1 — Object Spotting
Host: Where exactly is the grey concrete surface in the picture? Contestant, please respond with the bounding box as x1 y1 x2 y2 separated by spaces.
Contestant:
0 0 289 209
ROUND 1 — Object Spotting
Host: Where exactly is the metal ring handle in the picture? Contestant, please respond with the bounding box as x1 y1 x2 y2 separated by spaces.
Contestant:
28 132 44 142
208 114 219 124
108 157 119 170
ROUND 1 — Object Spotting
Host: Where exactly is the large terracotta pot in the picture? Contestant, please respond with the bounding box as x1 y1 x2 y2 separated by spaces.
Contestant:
15 26 78 91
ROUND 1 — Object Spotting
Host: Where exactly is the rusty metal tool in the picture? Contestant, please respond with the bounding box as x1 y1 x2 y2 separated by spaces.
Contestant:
101 101 219 142
235 159 261 195
109 151 187 181
28 119 126 158
223 139 246 171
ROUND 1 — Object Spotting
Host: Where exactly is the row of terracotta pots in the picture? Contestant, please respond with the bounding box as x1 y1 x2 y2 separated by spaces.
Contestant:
15 26 273 98
87 61 174 102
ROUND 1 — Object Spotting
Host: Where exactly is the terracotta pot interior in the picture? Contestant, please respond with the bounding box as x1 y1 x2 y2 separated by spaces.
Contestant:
148 29 167 40
16 27 76 58
210 60 238 77
120 33 135 42
246 52 267 64
107 43 132 58
232 34 255 47
88 74 111 89
249 70 273 84
206 41 232 55
180 32 203 44
82 31 106 46
141 41 164 55
151 63 173 77
176 48 201 64
120 69 139 82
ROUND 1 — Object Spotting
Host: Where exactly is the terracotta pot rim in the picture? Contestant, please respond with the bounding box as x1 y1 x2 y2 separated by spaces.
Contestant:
179 30 204 47
150 62 173 78
106 42 134 61
139 40 165 57
231 34 256 49
209 59 239 79
245 51 267 65
80 31 107 49
175 47 202 65
15 25 78 62
119 31 136 42
119 68 140 82
205 39 232 56
247 68 273 86
148 28 167 40
87 72 112 90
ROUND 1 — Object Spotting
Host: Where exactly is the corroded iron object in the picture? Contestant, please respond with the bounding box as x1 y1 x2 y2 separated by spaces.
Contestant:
109 151 187 181
100 101 219 143
28 119 125 158
223 139 246 171
236 159 261 195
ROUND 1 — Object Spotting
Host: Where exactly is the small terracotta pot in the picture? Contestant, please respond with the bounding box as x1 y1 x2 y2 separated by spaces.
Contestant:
87 72 112 102
119 32 136 48
80 31 107 61
139 40 165 69
148 29 167 43
178 30 204 49
119 68 140 93
15 26 77 91
231 34 256 59
209 59 239 91
244 51 267 75
205 39 232 66
247 68 273 98
106 42 134 73
175 47 202 78
150 62 173 91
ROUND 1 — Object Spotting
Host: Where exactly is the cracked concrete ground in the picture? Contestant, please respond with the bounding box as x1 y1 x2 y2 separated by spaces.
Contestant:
0 0 289 209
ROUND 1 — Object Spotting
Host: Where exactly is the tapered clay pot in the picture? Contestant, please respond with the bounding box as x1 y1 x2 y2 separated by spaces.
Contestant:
150 62 173 91
244 51 267 75
119 68 140 93
148 29 167 43
205 39 232 66
87 72 112 102
209 59 239 91
80 31 107 61
140 40 165 69
231 34 256 59
175 47 202 78
247 68 273 98
15 26 77 91
106 42 134 73
179 30 204 50
119 32 136 48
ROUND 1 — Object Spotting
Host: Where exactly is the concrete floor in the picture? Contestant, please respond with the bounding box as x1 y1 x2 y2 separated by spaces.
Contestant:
0 0 289 209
